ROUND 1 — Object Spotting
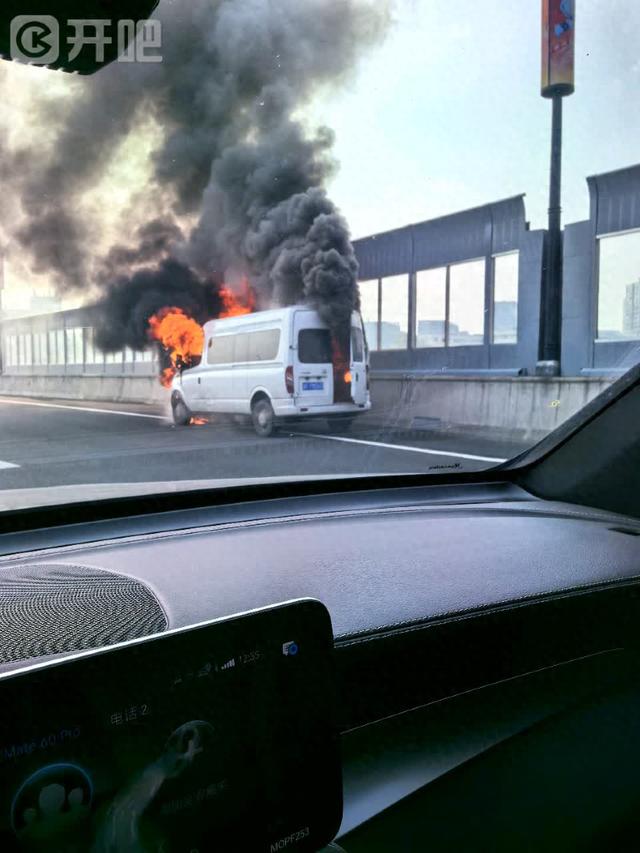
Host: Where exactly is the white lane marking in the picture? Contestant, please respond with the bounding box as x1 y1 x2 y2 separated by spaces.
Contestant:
0 460 19 470
295 432 507 464
0 398 168 421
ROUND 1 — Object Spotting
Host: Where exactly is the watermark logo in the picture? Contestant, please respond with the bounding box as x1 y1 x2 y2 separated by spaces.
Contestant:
10 16 60 65
9 17 162 67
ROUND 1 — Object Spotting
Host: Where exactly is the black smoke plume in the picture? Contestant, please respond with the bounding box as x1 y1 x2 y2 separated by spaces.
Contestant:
94 259 222 351
5 0 390 350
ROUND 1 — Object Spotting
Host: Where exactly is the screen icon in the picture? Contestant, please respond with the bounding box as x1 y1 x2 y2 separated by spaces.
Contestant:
282 641 299 657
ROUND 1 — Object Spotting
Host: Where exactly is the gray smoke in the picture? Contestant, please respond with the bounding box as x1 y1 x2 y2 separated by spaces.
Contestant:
98 219 184 286
5 0 390 346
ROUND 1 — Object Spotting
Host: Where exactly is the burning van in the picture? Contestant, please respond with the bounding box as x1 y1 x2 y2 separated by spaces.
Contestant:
171 306 371 437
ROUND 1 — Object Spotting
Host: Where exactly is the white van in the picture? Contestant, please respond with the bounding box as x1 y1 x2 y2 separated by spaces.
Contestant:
171 305 371 436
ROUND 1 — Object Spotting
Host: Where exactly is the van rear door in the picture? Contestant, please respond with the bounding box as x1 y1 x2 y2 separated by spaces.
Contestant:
350 314 368 405
293 311 334 407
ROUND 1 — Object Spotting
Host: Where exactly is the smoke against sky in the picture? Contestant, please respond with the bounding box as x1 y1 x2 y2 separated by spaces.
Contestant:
0 0 391 345
2 0 640 320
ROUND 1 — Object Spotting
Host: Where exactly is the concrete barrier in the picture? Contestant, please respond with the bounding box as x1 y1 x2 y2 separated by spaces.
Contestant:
0 374 167 405
366 374 613 442
0 371 613 442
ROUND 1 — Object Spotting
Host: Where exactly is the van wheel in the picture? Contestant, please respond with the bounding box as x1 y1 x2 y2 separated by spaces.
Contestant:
251 398 277 438
330 417 355 434
172 397 192 427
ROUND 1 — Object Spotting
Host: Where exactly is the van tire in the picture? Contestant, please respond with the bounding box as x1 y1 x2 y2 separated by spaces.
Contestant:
251 398 277 438
172 397 192 427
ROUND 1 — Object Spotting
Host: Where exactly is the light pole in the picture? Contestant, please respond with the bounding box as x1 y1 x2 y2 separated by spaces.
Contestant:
537 0 576 376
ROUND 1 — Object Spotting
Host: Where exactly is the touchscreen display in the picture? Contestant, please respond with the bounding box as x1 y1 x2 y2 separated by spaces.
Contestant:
0 599 341 852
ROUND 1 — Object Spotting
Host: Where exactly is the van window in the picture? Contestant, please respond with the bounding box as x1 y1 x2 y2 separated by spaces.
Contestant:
299 329 332 363
234 333 249 362
351 327 365 362
207 329 280 364
207 335 235 365
247 329 280 361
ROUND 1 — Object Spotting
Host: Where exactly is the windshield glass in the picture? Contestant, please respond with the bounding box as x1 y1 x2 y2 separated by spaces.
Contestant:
299 330 332 365
0 1 635 508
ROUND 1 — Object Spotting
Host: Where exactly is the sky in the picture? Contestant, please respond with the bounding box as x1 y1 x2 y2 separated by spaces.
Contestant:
312 0 640 238
1 0 639 309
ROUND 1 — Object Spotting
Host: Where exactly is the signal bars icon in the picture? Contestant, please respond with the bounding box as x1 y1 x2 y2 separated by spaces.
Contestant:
219 658 236 671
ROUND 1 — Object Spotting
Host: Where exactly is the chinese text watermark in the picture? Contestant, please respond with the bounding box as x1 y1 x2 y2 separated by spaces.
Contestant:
10 16 163 67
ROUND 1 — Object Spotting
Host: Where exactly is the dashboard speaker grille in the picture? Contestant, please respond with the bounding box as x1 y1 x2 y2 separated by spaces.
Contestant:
0 564 167 663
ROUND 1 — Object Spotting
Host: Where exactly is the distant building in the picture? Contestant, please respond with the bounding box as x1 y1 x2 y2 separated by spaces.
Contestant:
448 327 483 346
417 320 455 347
623 280 640 338
379 321 407 350
364 321 408 349
493 300 518 343
363 322 378 348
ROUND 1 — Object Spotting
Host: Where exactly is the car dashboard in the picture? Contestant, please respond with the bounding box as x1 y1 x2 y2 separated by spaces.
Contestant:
0 480 640 849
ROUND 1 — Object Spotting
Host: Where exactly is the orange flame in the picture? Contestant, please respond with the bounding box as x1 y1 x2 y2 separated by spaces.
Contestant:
219 281 256 318
148 307 205 388
148 283 257 388
160 367 175 389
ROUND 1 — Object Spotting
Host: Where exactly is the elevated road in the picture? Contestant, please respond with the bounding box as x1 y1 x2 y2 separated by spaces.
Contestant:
0 397 527 496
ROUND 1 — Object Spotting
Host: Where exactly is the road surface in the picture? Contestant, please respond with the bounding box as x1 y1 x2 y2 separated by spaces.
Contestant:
0 396 530 492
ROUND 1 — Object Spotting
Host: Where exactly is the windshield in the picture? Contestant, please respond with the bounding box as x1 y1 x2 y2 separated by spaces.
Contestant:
299 330 332 365
0 1 635 508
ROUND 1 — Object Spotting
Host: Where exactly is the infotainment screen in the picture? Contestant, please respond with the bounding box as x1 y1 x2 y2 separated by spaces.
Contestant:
0 599 341 852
